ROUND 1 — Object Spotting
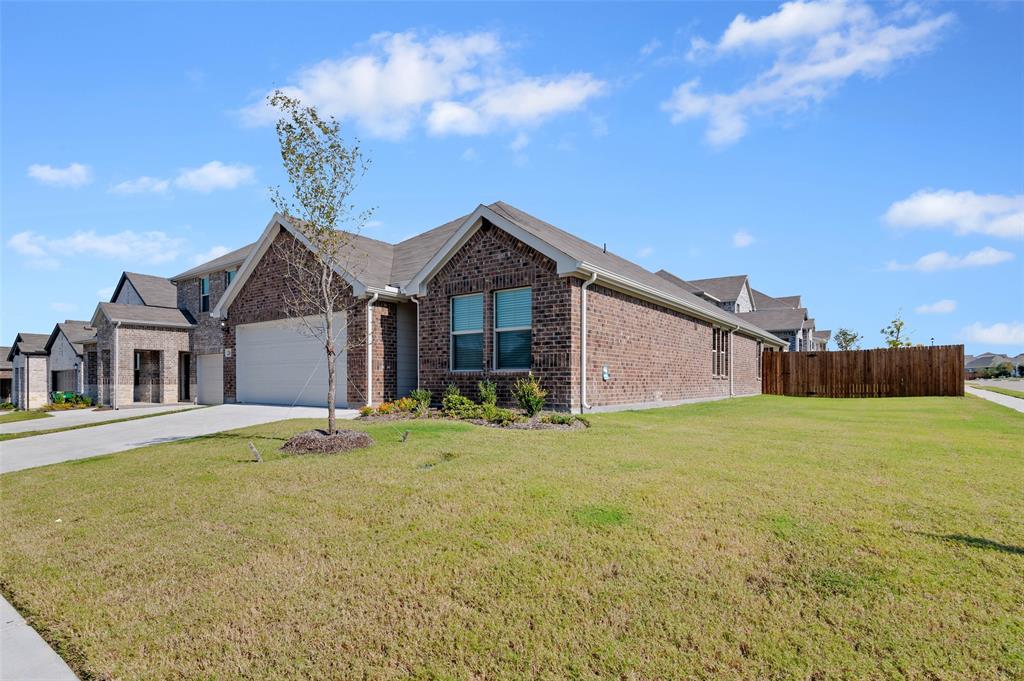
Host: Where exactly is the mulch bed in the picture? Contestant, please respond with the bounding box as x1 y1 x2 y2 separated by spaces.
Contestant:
359 410 587 431
281 429 375 454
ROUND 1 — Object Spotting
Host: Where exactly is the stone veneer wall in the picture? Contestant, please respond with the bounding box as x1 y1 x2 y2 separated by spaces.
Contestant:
416 221 576 410
92 320 190 405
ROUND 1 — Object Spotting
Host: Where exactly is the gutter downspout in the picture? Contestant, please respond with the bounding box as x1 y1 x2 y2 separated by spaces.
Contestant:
580 271 598 412
365 293 379 407
411 296 420 390
113 321 121 410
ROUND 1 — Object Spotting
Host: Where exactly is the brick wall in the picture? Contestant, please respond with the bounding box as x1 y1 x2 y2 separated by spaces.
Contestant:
177 271 228 355
417 221 575 410
223 228 395 406
93 319 190 405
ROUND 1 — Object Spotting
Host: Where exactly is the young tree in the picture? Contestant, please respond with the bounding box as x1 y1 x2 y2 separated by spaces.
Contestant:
833 328 862 351
881 311 912 349
268 91 373 434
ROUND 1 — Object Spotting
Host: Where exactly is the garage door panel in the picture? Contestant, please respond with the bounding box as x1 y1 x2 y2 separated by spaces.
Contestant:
236 315 346 408
197 354 224 405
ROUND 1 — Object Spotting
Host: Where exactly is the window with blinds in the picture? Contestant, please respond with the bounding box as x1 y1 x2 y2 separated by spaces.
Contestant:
451 293 483 370
200 276 210 313
494 287 532 370
712 327 730 378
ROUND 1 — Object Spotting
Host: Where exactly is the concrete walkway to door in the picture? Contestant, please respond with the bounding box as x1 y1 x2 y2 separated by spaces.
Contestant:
0 404 355 474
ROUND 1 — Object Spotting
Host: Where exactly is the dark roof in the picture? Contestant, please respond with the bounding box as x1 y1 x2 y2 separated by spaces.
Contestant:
776 295 802 308
751 288 790 310
814 329 831 340
6 333 50 361
390 214 469 286
171 243 257 281
654 270 709 296
685 275 748 302
45 320 97 355
0 347 11 370
112 272 178 308
965 354 1013 370
96 302 196 328
735 308 808 333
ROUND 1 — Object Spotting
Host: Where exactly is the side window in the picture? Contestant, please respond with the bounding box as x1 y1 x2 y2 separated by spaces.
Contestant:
225 269 236 287
451 293 483 371
200 277 210 313
712 328 719 377
494 287 532 370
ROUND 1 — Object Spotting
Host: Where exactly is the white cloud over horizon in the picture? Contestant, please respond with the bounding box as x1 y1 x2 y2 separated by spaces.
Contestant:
962 321 1024 346
886 246 1014 272
7 229 185 269
885 189 1024 239
27 163 93 188
732 230 754 247
663 1 953 145
110 176 171 194
240 31 606 139
174 161 255 193
915 299 956 314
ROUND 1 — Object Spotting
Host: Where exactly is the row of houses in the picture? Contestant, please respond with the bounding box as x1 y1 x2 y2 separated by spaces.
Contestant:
4 202 829 413
965 352 1024 378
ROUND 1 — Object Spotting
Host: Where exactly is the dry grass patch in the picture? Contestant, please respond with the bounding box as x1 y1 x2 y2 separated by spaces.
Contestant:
1 396 1022 679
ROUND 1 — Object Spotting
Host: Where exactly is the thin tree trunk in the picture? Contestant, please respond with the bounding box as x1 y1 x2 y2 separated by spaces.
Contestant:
326 305 336 435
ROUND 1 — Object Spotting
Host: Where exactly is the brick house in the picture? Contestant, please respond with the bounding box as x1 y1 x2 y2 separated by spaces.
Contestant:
0 347 11 403
6 332 50 409
43 320 97 394
211 202 786 412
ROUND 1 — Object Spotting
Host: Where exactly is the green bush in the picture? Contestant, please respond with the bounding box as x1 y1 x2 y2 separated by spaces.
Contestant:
541 413 590 428
409 389 432 415
0 402 14 411
51 392 66 404
442 385 478 418
512 373 547 416
482 404 520 426
477 379 497 406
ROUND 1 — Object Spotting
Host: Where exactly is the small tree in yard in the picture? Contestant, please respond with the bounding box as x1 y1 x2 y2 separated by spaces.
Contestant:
833 328 862 351
268 91 374 434
881 312 912 349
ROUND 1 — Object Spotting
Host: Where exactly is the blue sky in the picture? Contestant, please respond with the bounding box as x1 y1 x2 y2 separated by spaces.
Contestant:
2 1 1022 353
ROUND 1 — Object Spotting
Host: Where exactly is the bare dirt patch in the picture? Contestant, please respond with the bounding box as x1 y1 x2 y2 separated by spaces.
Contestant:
281 429 375 454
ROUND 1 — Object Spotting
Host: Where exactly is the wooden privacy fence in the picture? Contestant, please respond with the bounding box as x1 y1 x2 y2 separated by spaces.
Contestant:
762 345 964 398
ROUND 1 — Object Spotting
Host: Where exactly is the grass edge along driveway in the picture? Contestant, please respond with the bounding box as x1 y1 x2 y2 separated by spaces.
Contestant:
0 410 52 425
2 395 1022 679
0 407 202 442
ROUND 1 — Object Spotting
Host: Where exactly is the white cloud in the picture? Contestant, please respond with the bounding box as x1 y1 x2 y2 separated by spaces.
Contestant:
884 189 1024 239
110 176 170 194
50 302 77 314
686 37 713 62
962 321 1024 346
639 39 662 58
508 131 530 152
97 286 116 300
915 299 956 314
664 2 952 145
886 246 1014 272
732 230 755 247
27 163 93 188
637 246 655 258
174 161 254 193
191 245 231 265
241 32 606 139
460 147 479 162
7 229 185 269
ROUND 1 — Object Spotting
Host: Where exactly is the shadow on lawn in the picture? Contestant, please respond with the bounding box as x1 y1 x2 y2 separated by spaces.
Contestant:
916 532 1024 556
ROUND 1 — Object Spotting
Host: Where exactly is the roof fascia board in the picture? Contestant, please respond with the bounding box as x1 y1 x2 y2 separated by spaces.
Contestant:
405 205 580 295
212 214 368 319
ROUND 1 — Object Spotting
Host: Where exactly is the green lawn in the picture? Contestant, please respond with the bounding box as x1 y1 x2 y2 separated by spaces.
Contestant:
2 396 1022 679
970 384 1024 400
0 409 52 424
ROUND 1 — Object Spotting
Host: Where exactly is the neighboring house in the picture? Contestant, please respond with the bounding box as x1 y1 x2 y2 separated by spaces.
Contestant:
965 352 1015 378
210 202 786 412
655 273 822 351
6 333 49 409
43 320 97 394
814 330 831 351
0 347 11 403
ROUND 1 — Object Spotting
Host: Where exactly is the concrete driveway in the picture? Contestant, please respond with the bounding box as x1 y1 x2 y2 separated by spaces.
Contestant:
0 404 355 474
0 404 200 435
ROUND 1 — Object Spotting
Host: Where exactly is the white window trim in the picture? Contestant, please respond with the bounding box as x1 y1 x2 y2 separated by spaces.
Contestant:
200 276 211 313
493 286 533 372
450 293 484 372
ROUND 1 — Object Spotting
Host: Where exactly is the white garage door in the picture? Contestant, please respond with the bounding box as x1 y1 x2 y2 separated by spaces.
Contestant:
236 315 346 407
197 353 224 405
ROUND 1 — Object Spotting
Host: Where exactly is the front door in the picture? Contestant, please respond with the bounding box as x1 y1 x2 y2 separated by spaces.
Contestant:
179 353 191 401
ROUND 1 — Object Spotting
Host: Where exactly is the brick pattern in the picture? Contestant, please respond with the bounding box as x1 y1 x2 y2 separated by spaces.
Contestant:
223 228 394 406
177 271 229 355
417 221 575 410
92 320 190 405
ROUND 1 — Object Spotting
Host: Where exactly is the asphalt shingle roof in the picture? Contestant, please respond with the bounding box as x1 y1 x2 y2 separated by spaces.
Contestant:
97 303 196 328
736 308 808 333
118 272 178 308
46 321 97 355
0 347 11 370
6 333 50 361
685 275 748 302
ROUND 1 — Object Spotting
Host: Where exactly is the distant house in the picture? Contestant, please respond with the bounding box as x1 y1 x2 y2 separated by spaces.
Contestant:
43 320 97 394
965 353 1015 378
6 332 49 409
0 347 11 403
814 330 831 350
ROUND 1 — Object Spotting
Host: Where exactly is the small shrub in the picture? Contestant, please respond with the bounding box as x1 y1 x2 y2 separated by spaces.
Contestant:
1 402 15 410
392 397 417 413
409 389 432 415
485 405 520 426
512 373 547 416
358 406 375 417
442 384 473 416
477 379 497 406
52 392 66 404
376 401 396 414
541 413 590 428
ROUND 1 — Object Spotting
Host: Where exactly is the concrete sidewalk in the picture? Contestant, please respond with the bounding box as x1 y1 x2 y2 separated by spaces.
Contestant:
965 386 1024 413
0 404 199 435
0 404 354 474
1 596 77 681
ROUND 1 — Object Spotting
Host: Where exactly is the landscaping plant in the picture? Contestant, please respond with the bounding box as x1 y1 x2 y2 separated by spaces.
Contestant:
512 373 547 416
477 379 497 406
